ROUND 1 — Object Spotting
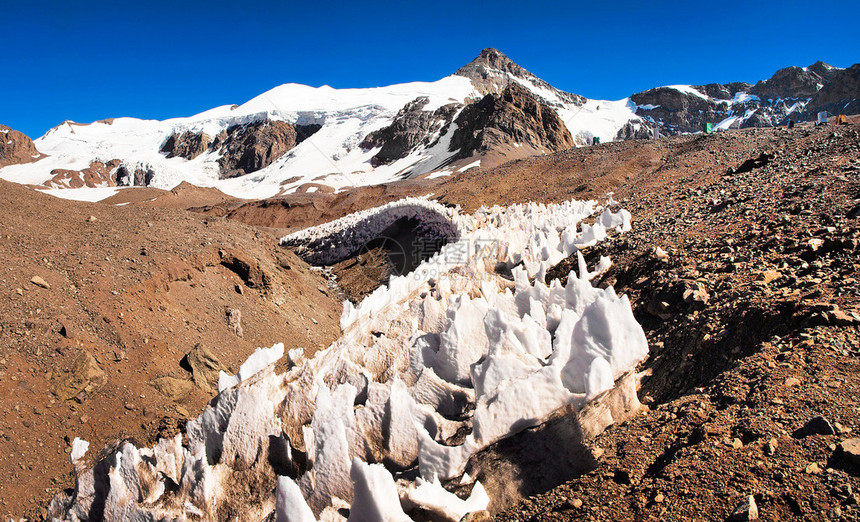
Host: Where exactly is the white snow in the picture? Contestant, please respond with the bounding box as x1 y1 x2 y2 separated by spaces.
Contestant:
1 67 651 199
664 84 709 100
458 160 481 172
0 77 478 200
39 186 121 202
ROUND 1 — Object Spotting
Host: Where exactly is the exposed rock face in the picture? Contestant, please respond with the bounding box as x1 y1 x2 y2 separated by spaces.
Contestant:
455 47 585 105
750 65 826 100
449 83 574 159
159 120 322 180
695 82 752 100
160 131 212 160
614 120 656 141
116 163 156 186
0 124 41 168
631 87 730 134
805 63 860 117
630 61 860 136
217 120 321 179
359 97 461 166
45 159 122 189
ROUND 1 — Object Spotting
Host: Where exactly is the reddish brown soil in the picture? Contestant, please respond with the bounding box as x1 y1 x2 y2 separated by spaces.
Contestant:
0 180 341 519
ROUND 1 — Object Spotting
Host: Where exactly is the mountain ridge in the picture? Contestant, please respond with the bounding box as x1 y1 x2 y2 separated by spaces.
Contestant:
0 49 858 200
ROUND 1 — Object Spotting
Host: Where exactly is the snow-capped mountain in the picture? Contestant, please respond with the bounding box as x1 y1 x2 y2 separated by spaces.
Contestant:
0 49 642 200
1 49 858 201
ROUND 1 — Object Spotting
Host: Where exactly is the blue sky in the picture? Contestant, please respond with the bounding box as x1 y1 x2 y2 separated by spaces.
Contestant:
2 0 858 138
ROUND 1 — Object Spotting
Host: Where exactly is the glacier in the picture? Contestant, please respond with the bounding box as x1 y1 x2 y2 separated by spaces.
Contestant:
48 197 647 520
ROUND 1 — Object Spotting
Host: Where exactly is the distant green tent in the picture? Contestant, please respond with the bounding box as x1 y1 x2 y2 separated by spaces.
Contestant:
703 123 713 134
593 136 601 145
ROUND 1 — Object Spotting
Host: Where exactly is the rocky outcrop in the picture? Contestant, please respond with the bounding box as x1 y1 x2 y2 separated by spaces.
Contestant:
695 82 751 100
160 131 212 160
0 124 42 168
449 83 574 159
750 65 826 100
116 163 156 186
216 120 321 179
614 120 656 141
359 97 461 166
159 120 322 180
44 159 122 189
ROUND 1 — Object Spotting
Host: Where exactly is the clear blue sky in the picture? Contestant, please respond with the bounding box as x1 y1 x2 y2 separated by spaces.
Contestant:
2 0 858 138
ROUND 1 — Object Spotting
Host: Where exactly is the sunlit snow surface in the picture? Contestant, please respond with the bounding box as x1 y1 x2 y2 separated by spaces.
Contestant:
1 74 641 201
49 197 645 520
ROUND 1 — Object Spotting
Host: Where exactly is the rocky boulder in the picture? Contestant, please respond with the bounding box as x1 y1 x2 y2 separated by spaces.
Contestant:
449 82 574 159
0 124 42 168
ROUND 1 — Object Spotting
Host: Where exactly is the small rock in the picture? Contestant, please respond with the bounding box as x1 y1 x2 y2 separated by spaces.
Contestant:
732 495 759 520
796 416 836 437
58 322 74 339
655 247 669 261
234 283 243 295
86 215 97 223
805 462 822 474
181 344 227 393
784 377 801 387
15 287 23 296
654 493 665 503
758 270 781 285
30 276 50 289
226 308 243 338
765 438 778 456
829 310 856 326
149 376 196 403
838 438 860 467
570 498 583 508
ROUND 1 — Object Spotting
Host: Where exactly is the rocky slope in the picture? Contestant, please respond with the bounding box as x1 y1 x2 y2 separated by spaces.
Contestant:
3 115 860 519
0 179 342 519
496 120 860 521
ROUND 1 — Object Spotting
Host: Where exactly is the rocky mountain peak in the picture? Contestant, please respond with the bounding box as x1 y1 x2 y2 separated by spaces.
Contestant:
455 48 585 106
455 47 530 80
808 60 841 80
